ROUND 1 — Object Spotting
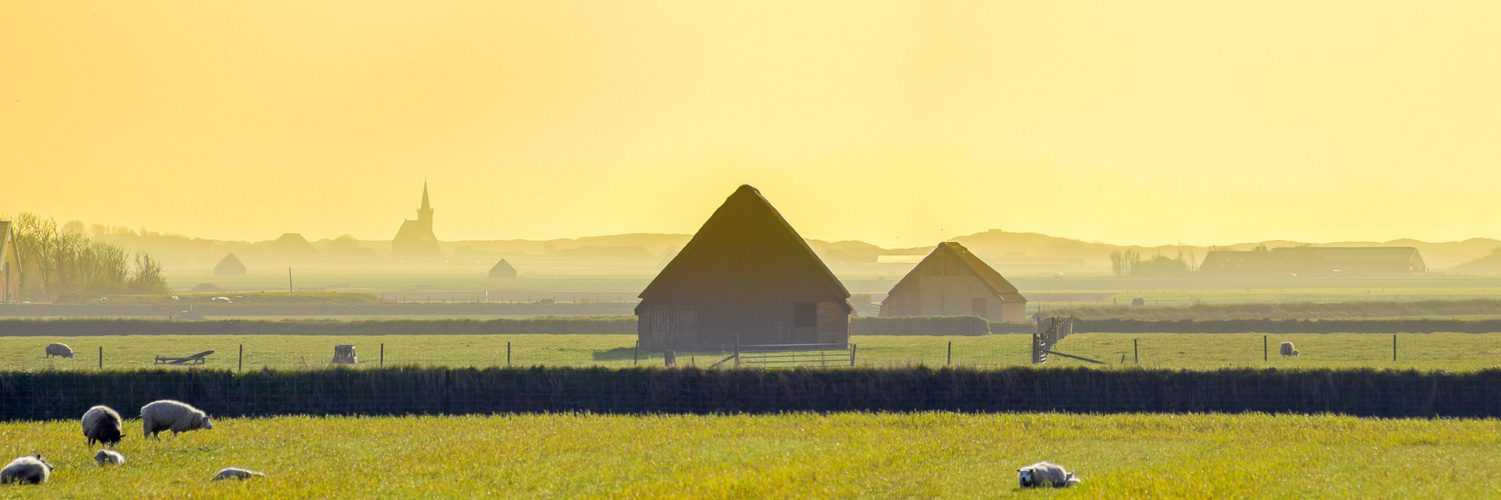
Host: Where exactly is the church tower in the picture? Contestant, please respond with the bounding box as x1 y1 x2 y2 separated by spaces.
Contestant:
417 182 434 230
392 182 441 259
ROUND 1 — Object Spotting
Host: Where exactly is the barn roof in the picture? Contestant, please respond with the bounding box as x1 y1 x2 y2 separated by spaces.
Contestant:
638 185 849 305
0 221 17 273
888 242 1026 303
489 259 516 275
214 253 246 273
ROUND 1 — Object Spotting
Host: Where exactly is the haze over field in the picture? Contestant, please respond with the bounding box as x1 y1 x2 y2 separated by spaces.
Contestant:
5 2 1501 249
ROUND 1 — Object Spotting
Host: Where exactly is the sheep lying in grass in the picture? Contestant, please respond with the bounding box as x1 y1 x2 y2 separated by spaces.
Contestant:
1017 461 1081 488
45 343 73 358
213 467 265 480
94 450 125 466
1 455 54 485
82 405 125 448
140 400 213 440
1280 342 1300 357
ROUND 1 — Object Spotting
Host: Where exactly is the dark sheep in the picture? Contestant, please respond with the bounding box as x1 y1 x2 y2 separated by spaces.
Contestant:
0 455 53 485
82 405 125 447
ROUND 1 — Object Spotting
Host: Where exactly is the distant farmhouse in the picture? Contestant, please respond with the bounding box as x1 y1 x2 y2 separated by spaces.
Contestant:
269 233 316 259
636 185 852 350
0 221 20 303
1199 247 1427 278
392 183 440 259
488 259 518 279
879 242 1029 323
214 253 247 275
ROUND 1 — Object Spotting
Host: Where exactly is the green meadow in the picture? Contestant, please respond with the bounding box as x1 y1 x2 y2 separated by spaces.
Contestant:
0 412 1498 499
2 332 1498 372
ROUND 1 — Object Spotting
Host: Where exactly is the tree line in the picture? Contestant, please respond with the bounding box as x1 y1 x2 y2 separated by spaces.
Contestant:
1109 248 1197 278
11 213 167 300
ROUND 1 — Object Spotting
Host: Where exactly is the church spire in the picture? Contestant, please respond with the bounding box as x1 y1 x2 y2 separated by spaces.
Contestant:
420 181 431 212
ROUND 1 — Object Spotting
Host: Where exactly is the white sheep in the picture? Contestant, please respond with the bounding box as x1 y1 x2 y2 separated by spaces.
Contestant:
82 405 125 448
140 400 214 440
213 467 265 480
1017 461 1081 488
0 455 53 485
45 343 73 358
1280 342 1299 357
94 449 125 466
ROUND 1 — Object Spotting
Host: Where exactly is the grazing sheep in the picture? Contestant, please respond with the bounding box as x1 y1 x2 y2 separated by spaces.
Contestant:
0 455 53 485
1017 461 1081 488
1280 342 1300 357
213 467 264 480
82 405 125 448
140 400 213 440
45 343 73 358
94 449 125 466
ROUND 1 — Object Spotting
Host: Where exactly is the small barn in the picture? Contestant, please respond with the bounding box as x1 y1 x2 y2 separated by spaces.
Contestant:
214 253 247 276
636 185 852 350
488 259 518 279
879 242 1028 323
0 221 20 303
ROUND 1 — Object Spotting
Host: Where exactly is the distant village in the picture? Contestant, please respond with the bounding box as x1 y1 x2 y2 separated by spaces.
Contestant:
1 182 1493 309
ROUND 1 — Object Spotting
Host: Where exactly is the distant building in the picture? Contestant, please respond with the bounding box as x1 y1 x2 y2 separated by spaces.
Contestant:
214 253 247 276
392 183 440 259
1199 247 1427 278
488 259 518 279
636 185 852 350
0 221 21 303
879 242 1028 323
269 233 316 259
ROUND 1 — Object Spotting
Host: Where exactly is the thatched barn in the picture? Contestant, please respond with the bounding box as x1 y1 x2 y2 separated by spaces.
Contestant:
636 185 851 350
0 221 20 303
488 259 518 279
213 253 247 276
879 242 1028 323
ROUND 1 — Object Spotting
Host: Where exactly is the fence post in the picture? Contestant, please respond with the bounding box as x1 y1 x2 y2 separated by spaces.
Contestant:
239 344 243 372
1393 334 1397 362
850 343 857 367
633 341 639 366
98 346 103 370
947 341 952 366
1134 338 1138 364
380 343 384 367
1263 335 1267 362
734 335 740 367
507 342 512 366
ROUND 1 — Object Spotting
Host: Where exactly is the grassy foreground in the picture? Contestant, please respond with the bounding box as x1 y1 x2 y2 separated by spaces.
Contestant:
0 412 1498 498
3 332 1500 372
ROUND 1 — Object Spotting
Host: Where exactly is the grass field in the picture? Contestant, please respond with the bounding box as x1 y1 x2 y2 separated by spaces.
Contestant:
3 332 1499 372
0 412 1497 498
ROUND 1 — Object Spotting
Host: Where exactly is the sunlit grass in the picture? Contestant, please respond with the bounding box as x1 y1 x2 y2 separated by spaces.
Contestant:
0 412 1497 498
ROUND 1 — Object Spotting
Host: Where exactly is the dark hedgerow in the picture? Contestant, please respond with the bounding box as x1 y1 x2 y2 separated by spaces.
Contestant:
2 366 1498 420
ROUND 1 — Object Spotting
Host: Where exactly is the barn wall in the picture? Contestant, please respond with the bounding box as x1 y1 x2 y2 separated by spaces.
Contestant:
639 297 849 349
999 302 1027 323
637 305 697 350
816 301 850 344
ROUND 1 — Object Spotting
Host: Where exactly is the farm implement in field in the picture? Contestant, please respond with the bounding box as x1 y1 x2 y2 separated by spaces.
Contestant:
1033 317 1104 365
154 350 215 365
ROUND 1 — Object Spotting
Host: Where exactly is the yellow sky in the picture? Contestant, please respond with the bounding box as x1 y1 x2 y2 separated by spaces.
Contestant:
3 1 1499 248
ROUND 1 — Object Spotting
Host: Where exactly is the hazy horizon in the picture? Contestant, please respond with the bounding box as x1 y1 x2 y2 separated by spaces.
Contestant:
6 2 1501 248
17 209 1501 251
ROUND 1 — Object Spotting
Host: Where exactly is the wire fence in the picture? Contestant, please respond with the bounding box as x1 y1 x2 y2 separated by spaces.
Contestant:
5 330 1495 374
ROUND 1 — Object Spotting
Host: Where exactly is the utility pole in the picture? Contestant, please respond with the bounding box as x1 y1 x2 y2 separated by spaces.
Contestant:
288 267 293 293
